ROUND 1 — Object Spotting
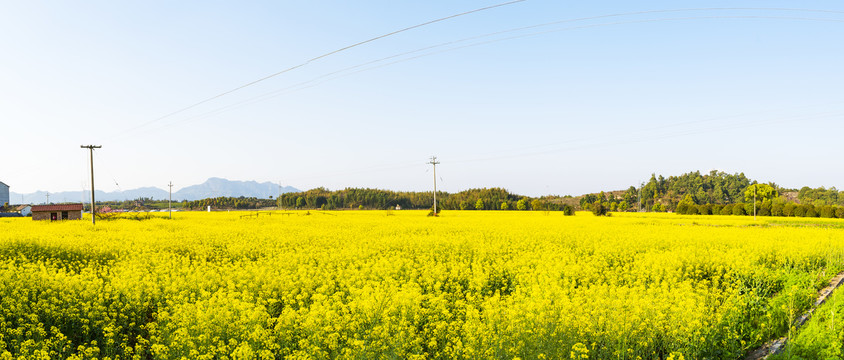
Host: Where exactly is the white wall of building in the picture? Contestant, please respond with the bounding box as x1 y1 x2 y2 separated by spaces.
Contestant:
0 182 9 206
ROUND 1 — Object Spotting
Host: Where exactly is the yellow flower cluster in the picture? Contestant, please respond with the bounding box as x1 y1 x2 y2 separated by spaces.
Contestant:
1 211 842 359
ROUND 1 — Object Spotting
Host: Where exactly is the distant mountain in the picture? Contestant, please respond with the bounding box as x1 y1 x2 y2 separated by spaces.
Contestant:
9 178 300 204
174 178 299 201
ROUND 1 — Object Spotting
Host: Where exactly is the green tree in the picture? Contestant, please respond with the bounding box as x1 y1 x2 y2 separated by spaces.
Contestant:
530 199 542 211
516 199 527 211
744 184 778 203
475 199 485 210
500 201 509 210
562 205 575 216
296 197 306 208
676 194 695 214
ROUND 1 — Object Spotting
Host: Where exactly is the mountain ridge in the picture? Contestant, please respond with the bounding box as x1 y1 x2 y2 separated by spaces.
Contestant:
9 178 300 204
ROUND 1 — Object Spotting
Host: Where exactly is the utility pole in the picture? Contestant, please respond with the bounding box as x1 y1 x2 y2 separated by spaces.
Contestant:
45 192 49 204
168 181 173 219
637 182 643 212
81 145 101 225
428 156 440 216
278 181 282 210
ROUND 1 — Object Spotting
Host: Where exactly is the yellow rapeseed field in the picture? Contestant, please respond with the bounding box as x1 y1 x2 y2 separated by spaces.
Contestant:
2 211 843 360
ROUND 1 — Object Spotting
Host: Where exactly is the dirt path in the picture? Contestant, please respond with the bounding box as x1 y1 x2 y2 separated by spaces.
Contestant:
745 271 844 359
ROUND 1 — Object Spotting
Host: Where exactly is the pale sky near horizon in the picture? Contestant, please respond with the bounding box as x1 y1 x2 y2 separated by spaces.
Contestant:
2 1 843 197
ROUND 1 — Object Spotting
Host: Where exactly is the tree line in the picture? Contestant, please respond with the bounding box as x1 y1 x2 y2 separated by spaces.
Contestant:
175 170 843 220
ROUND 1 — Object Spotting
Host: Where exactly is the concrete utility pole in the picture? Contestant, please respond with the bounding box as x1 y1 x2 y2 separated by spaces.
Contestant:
81 145 101 225
428 156 440 216
638 182 643 212
168 181 173 219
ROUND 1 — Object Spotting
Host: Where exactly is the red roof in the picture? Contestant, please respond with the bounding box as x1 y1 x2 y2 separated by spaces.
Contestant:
31 204 84 212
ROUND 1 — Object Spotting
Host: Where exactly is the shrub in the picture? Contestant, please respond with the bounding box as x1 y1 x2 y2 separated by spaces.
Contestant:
771 203 784 217
732 203 747 216
819 205 835 218
592 201 608 216
562 205 575 216
759 200 772 216
783 203 796 217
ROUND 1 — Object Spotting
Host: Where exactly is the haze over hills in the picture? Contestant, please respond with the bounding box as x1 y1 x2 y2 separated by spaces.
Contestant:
9 178 300 204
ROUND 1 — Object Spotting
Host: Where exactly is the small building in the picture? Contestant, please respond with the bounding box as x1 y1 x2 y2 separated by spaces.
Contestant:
0 181 9 206
16 205 31 217
31 204 83 221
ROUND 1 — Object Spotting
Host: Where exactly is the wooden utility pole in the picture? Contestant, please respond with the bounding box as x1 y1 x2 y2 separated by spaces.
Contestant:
428 156 440 216
81 145 101 225
168 181 173 219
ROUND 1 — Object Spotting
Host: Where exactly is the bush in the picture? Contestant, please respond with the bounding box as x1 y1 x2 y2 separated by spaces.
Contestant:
771 203 784 217
711 204 723 215
592 201 608 216
732 203 747 216
836 206 844 219
783 203 796 217
720 205 733 215
744 202 760 216
562 205 575 216
759 200 772 216
819 205 835 218
459 201 469 210
794 204 807 217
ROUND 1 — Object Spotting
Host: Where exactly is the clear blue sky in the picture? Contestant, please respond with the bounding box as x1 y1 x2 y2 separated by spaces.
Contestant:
2 1 843 197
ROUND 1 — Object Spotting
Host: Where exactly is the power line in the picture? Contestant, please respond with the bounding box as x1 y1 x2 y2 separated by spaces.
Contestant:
108 0 528 138
118 10 844 138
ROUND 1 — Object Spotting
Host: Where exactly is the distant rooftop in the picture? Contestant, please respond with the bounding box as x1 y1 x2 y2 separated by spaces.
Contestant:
31 204 83 212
